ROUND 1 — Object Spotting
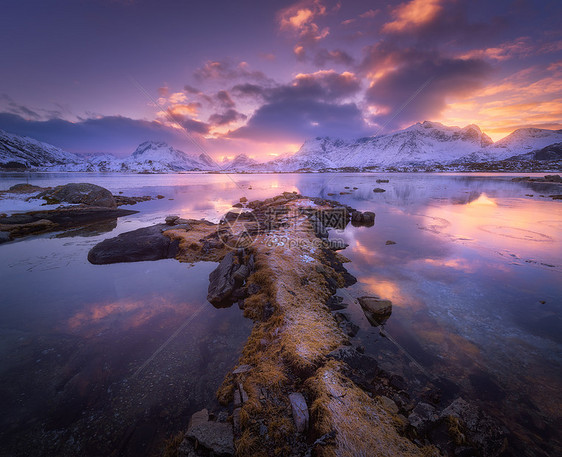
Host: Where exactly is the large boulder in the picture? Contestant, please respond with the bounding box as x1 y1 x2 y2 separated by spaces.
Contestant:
207 250 252 306
38 183 116 207
87 224 179 264
288 392 309 433
184 409 235 456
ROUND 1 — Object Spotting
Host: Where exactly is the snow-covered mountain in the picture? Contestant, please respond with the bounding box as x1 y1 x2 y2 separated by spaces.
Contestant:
221 154 260 171
1 122 561 173
0 129 86 169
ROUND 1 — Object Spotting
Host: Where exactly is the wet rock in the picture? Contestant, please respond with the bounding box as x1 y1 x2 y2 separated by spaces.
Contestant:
326 239 349 250
376 179 389 183
156 194 165 199
408 402 438 433
188 409 209 429
87 224 179 264
0 231 11 243
358 296 392 326
37 183 116 207
113 195 152 206
186 421 235 456
385 240 397 245
232 202 243 208
326 295 348 311
373 187 386 193
327 346 378 379
232 364 252 374
351 211 375 227
207 251 253 306
240 196 248 203
544 174 562 182
438 397 507 457
288 392 309 433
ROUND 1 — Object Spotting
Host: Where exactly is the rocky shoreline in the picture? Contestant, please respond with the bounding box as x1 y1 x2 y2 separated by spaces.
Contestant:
0 182 510 456
85 190 507 457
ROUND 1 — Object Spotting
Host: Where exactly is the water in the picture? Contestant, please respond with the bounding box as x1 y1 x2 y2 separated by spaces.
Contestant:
0 172 561 456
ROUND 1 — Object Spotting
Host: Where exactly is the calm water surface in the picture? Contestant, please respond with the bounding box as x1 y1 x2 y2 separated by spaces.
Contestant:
0 172 560 456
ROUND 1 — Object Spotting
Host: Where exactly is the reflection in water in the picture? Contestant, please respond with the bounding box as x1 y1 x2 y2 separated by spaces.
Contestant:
0 172 561 456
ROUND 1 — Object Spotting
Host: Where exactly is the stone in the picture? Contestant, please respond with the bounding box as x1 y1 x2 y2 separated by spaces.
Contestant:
327 239 349 250
378 396 399 414
327 346 378 379
240 196 248 203
232 364 252 374
288 392 309 433
326 295 348 311
87 224 179 264
156 195 165 199
0 231 11 243
232 202 243 208
358 296 392 326
165 215 180 225
38 183 116 207
8 183 44 193
207 251 246 306
188 409 209 430
408 402 438 433
373 188 386 193
351 211 375 227
376 179 389 183
186 421 235 456
385 240 397 245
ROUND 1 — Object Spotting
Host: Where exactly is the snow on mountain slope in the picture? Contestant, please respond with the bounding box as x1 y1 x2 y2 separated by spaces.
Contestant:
0 129 86 169
122 141 215 172
269 121 495 170
221 154 260 171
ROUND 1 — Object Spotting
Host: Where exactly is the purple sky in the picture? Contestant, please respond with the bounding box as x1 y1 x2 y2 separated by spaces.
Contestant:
1 0 561 160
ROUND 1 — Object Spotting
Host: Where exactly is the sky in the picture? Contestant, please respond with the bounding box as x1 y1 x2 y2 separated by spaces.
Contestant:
1 0 561 161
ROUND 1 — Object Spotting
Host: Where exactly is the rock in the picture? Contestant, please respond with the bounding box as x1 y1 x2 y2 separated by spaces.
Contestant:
87 224 179 264
165 215 180 225
188 409 209 430
544 174 562 182
326 295 348 311
186 421 235 456
351 211 375 227
288 392 309 433
408 402 438 433
232 202 243 208
207 251 252 306
378 396 399 414
373 188 386 193
358 296 392 326
232 364 252 374
327 239 349 250
8 183 44 193
385 240 397 245
156 194 165 199
38 183 116 207
327 346 378 379
0 231 11 243
240 196 248 203
376 179 389 183
438 398 507 457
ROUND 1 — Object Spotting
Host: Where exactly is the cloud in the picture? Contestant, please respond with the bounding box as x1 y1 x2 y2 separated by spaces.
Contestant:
362 44 492 130
215 90 235 109
208 109 247 126
0 112 205 156
313 49 355 67
227 70 367 141
382 0 444 33
278 0 330 58
193 60 269 83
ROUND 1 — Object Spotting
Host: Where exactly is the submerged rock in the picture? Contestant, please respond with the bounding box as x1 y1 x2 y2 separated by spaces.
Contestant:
358 296 392 326
87 224 179 264
37 183 116 207
373 187 386 193
351 211 375 227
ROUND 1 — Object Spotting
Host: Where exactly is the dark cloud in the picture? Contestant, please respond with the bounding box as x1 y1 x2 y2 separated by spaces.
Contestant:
313 49 355 67
364 48 492 130
231 83 267 99
229 99 369 142
0 112 200 156
208 109 247 126
184 85 202 94
215 90 235 109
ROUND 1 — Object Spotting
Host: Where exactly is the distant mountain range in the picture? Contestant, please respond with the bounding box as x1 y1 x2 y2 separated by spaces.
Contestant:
2 121 561 173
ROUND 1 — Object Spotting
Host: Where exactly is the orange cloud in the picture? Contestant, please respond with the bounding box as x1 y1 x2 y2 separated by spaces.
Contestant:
382 0 443 33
